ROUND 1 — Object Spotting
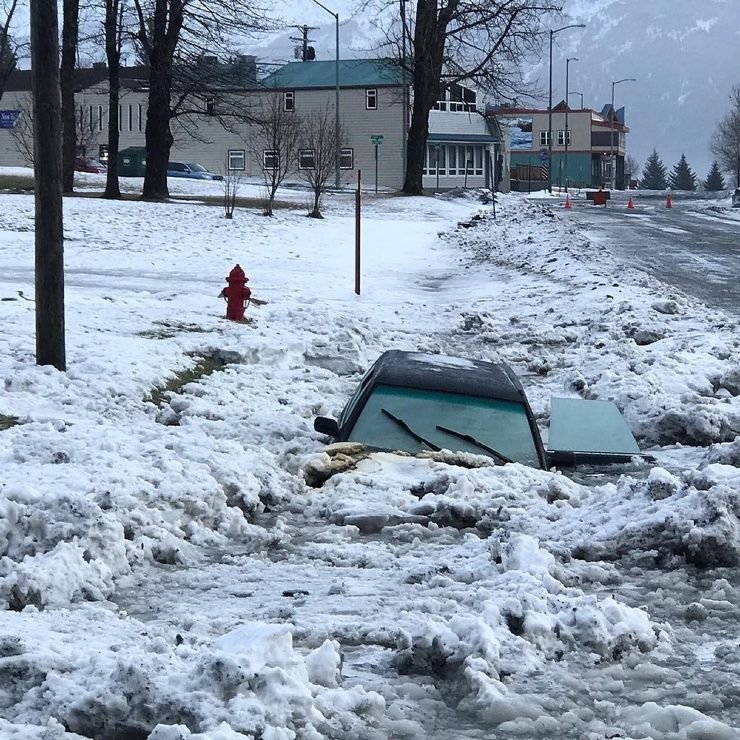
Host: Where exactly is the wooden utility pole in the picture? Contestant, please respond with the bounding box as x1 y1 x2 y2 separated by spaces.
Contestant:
31 0 66 370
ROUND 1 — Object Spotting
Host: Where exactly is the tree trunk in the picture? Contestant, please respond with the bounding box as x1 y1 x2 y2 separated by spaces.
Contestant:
104 0 121 199
31 0 66 370
141 65 173 200
402 0 445 194
60 0 79 194
404 102 431 195
139 0 184 201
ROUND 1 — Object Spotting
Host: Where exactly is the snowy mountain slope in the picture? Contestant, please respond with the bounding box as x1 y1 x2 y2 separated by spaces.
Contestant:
559 0 740 181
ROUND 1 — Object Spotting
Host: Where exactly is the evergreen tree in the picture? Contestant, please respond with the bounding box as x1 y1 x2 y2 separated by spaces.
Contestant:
668 153 697 191
641 149 669 189
704 160 726 191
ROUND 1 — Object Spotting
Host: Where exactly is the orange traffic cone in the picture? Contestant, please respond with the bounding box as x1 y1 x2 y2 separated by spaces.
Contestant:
627 195 634 209
564 195 572 209
666 192 672 209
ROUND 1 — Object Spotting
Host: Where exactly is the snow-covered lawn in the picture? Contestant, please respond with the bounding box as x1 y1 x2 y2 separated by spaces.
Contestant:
0 183 739 739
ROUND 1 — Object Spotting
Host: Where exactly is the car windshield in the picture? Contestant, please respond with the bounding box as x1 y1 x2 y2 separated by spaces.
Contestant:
347 384 541 467
186 163 208 172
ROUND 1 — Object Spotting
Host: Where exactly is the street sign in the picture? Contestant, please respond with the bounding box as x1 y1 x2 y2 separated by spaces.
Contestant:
539 148 550 164
0 110 21 129
371 134 384 145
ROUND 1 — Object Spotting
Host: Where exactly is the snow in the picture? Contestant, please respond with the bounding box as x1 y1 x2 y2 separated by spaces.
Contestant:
1 175 739 737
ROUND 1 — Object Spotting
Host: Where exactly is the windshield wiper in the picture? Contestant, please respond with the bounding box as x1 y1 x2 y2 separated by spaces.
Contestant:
381 408 441 451
435 424 512 464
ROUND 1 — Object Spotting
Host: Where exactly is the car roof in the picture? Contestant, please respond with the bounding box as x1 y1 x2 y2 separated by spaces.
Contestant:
368 350 527 404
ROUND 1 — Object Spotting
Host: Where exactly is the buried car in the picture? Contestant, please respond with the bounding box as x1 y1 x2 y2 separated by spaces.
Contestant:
313 350 647 470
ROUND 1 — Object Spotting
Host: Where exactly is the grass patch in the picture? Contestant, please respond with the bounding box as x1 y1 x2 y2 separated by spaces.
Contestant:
146 352 229 409
172 193 299 211
0 415 20 431
139 320 214 340
0 174 35 192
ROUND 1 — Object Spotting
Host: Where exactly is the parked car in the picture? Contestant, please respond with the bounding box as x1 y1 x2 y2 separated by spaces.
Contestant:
314 350 647 469
75 158 106 173
732 188 740 208
167 161 223 181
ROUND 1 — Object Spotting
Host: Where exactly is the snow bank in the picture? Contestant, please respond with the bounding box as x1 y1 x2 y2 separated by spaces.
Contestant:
0 609 384 739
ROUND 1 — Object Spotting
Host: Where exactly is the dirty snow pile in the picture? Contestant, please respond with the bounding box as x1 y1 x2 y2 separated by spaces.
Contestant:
0 184 739 738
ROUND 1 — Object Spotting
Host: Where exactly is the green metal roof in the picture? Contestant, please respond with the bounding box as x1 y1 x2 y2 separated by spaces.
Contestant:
261 59 404 89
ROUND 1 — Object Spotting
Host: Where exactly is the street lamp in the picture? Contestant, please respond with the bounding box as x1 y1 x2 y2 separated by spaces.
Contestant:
548 23 585 193
610 77 636 190
568 91 584 109
564 56 577 192
310 0 341 189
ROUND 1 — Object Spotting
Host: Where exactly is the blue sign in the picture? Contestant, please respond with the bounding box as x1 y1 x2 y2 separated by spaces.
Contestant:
0 110 21 129
539 148 550 163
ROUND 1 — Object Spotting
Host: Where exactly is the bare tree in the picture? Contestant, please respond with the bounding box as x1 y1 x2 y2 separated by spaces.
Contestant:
249 95 300 216
131 0 274 201
711 85 740 188
0 0 19 102
371 0 561 194
9 94 34 164
31 0 66 370
11 93 100 166
222 158 240 218
298 104 346 219
624 154 639 183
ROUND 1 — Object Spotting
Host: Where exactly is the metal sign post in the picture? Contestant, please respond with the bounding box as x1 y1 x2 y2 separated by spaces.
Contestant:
539 147 550 187
355 169 361 295
370 134 383 194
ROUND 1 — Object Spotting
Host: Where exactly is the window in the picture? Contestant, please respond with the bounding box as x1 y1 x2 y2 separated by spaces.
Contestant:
473 145 483 175
205 96 216 116
366 88 377 110
168 162 188 172
263 149 279 170
539 131 552 146
79 105 84 129
298 148 315 170
228 149 245 171
138 104 143 132
424 144 444 175
448 145 457 175
118 104 123 132
347 384 541 468
283 91 295 112
340 148 354 169
557 130 571 146
88 106 94 132
128 104 133 131
435 146 446 175
98 105 104 132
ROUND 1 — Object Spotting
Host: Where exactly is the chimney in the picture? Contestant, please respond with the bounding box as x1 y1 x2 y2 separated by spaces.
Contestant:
235 54 257 85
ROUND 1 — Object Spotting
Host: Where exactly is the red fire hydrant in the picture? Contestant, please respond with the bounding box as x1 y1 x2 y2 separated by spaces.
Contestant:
221 264 252 321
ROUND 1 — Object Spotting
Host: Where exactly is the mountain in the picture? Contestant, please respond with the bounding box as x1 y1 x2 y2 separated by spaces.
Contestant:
255 0 738 182
555 0 739 182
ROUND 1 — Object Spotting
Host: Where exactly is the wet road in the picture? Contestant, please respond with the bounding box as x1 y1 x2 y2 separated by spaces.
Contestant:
567 193 740 314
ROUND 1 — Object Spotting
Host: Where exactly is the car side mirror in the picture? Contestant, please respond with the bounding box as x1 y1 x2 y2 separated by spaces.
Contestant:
314 416 340 438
